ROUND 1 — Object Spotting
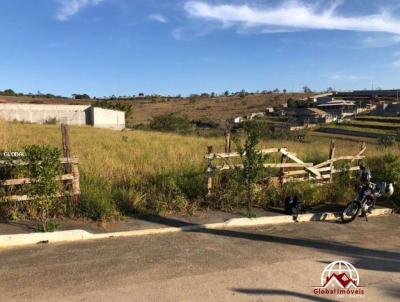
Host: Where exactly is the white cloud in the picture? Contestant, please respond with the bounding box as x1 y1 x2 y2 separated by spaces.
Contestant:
148 14 168 24
55 0 104 21
184 1 400 36
394 60 400 68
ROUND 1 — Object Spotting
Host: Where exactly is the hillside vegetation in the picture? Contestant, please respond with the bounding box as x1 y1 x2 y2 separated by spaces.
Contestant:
0 92 309 126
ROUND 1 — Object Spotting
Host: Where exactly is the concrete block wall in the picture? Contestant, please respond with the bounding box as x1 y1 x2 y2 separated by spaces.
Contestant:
0 103 125 130
0 103 90 125
90 107 125 130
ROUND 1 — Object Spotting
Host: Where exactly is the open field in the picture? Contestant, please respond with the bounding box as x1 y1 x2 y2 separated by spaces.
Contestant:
1 119 399 220
2 121 390 176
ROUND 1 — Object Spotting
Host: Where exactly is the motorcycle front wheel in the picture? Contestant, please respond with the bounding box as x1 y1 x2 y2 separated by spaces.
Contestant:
341 201 361 223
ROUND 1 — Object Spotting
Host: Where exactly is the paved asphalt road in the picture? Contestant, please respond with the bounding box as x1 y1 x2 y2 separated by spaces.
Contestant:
0 215 399 302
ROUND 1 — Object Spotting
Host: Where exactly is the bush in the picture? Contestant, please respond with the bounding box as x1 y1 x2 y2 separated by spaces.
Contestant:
94 101 133 114
377 135 395 148
368 154 400 203
232 121 268 215
134 171 201 214
24 145 62 231
79 174 119 221
328 169 357 205
150 113 194 133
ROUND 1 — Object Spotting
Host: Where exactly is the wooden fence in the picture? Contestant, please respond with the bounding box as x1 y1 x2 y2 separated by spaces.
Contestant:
0 124 81 203
205 135 366 194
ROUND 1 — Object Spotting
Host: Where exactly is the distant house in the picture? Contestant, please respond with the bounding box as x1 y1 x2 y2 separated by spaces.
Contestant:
300 93 333 103
265 107 274 114
317 99 357 118
233 116 245 124
374 102 400 117
248 112 265 119
287 107 332 124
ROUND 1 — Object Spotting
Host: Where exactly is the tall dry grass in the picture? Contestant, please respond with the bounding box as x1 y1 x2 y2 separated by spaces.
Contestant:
1 120 398 219
0 119 9 149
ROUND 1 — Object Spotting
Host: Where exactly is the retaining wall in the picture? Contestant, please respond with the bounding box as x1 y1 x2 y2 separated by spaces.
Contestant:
0 103 125 130
0 103 90 125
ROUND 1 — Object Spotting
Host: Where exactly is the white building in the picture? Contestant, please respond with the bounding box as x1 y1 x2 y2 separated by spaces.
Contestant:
0 103 125 130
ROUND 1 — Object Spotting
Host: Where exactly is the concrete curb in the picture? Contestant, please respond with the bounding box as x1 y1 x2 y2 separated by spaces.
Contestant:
0 208 394 249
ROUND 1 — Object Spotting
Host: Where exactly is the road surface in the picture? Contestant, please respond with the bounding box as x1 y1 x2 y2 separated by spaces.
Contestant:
0 215 399 301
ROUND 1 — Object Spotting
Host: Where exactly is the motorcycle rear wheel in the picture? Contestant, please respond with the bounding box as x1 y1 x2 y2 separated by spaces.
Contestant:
341 201 361 223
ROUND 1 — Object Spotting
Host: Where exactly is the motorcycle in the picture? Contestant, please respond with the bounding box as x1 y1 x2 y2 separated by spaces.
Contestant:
341 182 394 223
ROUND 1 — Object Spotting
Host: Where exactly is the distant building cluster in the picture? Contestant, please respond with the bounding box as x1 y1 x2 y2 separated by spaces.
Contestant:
229 89 400 127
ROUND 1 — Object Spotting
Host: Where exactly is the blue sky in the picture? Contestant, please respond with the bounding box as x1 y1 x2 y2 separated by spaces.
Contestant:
0 0 400 97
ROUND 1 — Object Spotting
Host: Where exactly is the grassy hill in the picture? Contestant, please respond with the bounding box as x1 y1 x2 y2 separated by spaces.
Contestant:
0 93 310 126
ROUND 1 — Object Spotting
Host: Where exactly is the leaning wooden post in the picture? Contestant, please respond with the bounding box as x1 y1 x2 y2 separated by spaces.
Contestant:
279 148 287 186
359 141 366 166
207 145 214 196
225 131 232 154
61 124 80 204
61 124 71 173
329 140 336 183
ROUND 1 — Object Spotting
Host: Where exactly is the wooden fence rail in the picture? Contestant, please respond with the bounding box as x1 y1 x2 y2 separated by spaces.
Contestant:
0 124 81 203
205 136 366 194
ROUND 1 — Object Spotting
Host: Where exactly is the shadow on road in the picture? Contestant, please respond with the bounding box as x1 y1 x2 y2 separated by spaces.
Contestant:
137 214 400 274
384 285 400 299
231 288 337 302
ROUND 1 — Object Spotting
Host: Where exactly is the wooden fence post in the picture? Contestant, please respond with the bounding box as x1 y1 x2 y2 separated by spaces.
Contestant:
225 131 232 154
207 145 213 195
61 124 71 173
72 162 81 204
61 124 80 204
329 140 336 183
279 149 287 186
359 141 366 166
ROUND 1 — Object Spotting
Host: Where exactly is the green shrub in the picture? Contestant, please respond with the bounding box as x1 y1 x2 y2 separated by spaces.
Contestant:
377 135 395 148
94 101 133 114
79 173 120 221
283 182 327 206
233 121 268 216
329 170 357 205
112 186 147 216
150 113 194 133
137 173 193 214
368 154 400 203
24 145 62 232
